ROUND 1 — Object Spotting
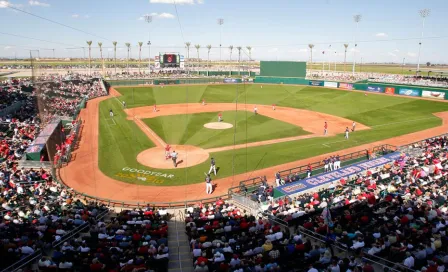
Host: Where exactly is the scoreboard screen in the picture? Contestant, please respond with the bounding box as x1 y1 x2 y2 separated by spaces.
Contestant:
160 53 180 68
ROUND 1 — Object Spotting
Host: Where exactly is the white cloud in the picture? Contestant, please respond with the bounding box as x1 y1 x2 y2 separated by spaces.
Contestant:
388 52 397 57
28 0 50 7
407 52 417 57
0 0 19 8
375 32 387 37
268 48 278 53
150 0 199 4
394 49 400 52
138 12 175 20
71 14 79 18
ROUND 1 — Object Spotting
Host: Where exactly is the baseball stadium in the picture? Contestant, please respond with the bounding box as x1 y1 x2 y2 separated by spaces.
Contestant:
1 1 448 272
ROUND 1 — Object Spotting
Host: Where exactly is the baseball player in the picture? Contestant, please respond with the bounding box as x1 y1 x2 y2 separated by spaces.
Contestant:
323 158 329 172
334 155 341 169
324 122 328 136
202 99 206 106
345 127 349 140
272 104 276 110
164 144 171 160
275 172 281 187
329 156 334 171
218 113 222 122
153 104 157 112
205 174 213 194
122 101 126 108
254 105 258 115
171 150 178 167
208 157 217 176
307 164 312 178
109 109 114 117
352 121 356 132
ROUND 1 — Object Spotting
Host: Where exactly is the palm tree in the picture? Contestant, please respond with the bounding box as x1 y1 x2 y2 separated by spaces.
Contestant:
206 45 212 70
138 42 143 74
195 44 200 69
237 46 242 75
229 45 234 61
86 41 92 75
246 46 252 61
98 42 103 74
112 41 117 74
343 44 349 72
185 42 191 71
308 44 314 66
125 43 131 74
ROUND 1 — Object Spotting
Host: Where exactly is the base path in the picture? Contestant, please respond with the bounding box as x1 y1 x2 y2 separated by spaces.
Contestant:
59 92 448 204
124 103 369 135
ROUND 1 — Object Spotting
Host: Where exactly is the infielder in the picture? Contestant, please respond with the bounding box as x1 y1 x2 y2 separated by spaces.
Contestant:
324 122 328 136
352 121 356 132
109 109 114 117
208 157 217 176
205 174 213 194
254 105 258 115
202 99 206 106
153 104 157 112
345 127 349 139
122 101 126 108
272 104 276 110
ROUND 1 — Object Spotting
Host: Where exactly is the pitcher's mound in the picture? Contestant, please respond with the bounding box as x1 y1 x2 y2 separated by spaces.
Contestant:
204 122 233 129
136 145 209 169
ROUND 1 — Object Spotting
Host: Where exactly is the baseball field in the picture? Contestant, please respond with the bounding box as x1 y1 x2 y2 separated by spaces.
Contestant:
57 83 448 202
95 84 448 183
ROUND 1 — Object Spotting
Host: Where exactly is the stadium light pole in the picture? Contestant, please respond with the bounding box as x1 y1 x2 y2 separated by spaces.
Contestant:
352 14 362 76
218 18 224 63
144 15 153 74
417 9 430 75
402 57 406 74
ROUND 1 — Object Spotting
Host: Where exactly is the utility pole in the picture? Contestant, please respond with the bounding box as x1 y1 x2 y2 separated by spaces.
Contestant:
144 15 153 74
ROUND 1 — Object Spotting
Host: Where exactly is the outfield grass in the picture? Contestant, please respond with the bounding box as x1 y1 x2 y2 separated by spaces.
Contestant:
97 84 448 186
142 111 309 149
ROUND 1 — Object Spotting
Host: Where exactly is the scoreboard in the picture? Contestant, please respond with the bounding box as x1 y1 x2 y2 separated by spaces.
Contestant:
159 53 181 68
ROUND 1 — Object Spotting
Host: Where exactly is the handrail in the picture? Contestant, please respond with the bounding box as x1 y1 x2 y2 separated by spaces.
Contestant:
0 250 42 272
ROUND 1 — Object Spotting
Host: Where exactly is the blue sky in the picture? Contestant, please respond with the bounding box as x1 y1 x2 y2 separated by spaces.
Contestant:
0 0 447 63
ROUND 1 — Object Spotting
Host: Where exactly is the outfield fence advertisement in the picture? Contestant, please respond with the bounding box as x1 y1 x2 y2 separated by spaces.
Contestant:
366 86 385 93
339 83 353 90
277 152 402 196
399 88 420 97
223 78 240 83
422 90 445 100
309 80 324 86
324 81 338 88
385 87 395 95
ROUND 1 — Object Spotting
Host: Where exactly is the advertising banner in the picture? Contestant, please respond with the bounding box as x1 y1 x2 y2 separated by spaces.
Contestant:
309 80 324 86
399 88 420 97
278 152 402 195
385 87 395 95
324 81 338 88
339 83 353 90
422 90 445 100
223 78 239 83
366 85 385 93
